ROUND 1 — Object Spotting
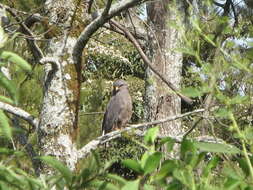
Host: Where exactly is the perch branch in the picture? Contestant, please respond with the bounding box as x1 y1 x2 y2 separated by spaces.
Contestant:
77 108 205 159
109 20 193 105
0 102 38 128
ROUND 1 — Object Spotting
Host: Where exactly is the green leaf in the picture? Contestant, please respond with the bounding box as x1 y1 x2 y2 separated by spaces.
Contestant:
192 18 202 32
173 168 195 189
141 152 149 168
181 139 196 162
0 148 23 156
87 180 119 190
176 48 196 56
0 51 31 72
103 159 117 171
122 159 143 174
237 158 250 177
106 174 127 186
122 179 139 190
39 156 73 184
0 95 14 104
165 180 183 190
222 164 245 180
154 160 177 180
245 47 253 59
243 127 253 140
224 178 241 190
0 181 9 190
160 137 175 152
0 72 17 103
0 110 11 139
25 177 44 189
202 156 220 178
229 95 249 105
144 184 156 190
194 142 241 154
202 33 216 47
144 127 159 145
232 60 250 73
143 152 162 175
192 152 206 168
0 61 7 67
181 87 202 98
89 151 100 173
214 108 231 118
79 168 91 181
0 148 14 155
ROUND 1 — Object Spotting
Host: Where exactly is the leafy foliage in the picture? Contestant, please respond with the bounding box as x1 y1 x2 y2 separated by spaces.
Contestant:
0 0 252 190
2 125 249 190
0 25 31 141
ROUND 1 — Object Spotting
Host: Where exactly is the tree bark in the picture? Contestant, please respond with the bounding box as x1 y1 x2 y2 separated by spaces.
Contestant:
38 0 85 173
145 0 185 137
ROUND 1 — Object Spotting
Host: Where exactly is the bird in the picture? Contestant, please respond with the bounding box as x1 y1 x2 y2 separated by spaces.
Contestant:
102 79 132 135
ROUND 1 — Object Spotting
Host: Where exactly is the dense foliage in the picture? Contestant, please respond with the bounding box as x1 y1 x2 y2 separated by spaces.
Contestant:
0 0 252 189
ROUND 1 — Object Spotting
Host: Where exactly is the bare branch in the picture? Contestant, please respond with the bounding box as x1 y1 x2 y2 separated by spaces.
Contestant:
77 108 205 159
40 57 59 67
80 111 104 116
213 1 225 8
109 20 193 105
88 0 94 13
12 117 41 176
73 0 147 66
24 13 43 28
183 117 203 138
2 4 44 61
102 0 113 17
230 1 238 26
0 102 38 128
103 23 147 41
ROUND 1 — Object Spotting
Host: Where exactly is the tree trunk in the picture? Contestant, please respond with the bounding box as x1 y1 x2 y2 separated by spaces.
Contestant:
145 0 185 137
38 0 86 173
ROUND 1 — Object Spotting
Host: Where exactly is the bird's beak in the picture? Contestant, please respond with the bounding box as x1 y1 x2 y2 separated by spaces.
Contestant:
115 86 119 91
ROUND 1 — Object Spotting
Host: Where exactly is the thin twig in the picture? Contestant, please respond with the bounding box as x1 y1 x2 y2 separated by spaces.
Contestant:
3 4 44 61
109 20 193 105
0 102 38 128
183 117 203 138
102 0 113 17
80 111 104 115
73 0 147 67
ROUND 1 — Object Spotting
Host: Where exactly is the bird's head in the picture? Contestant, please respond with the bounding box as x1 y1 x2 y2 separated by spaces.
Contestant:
112 79 128 94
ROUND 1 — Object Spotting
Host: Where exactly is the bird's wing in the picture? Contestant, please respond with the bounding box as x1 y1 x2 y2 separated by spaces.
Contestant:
102 96 122 134
101 108 108 135
102 87 132 134
115 89 132 126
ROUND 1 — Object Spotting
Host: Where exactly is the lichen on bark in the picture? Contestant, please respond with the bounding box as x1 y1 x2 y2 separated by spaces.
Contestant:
145 0 185 137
